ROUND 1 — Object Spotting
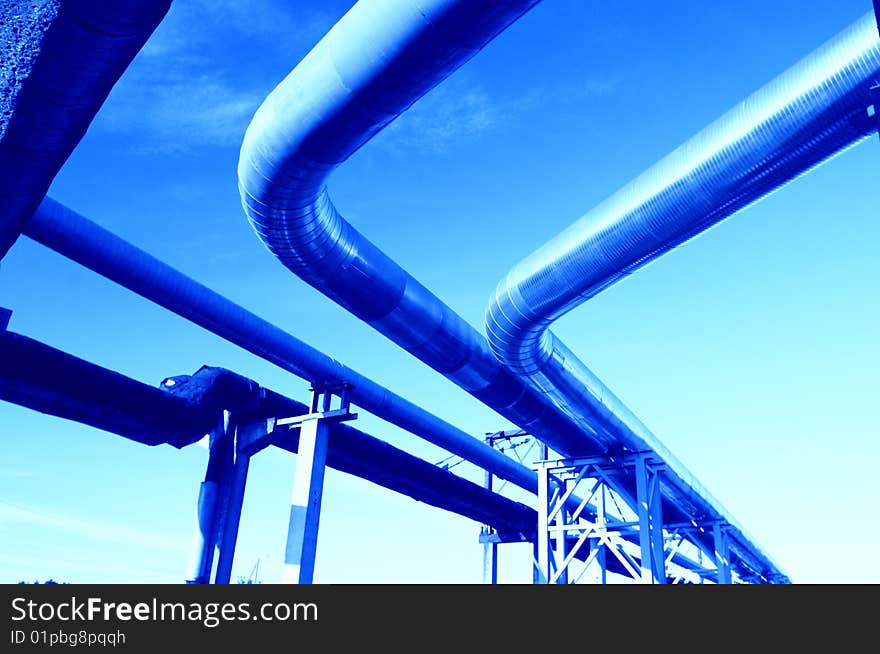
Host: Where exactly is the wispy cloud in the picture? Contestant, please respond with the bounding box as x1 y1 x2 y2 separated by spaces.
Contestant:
94 0 347 154
373 72 622 156
535 75 622 103
94 0 620 157
96 73 263 155
373 77 506 156
0 500 186 553
141 0 338 52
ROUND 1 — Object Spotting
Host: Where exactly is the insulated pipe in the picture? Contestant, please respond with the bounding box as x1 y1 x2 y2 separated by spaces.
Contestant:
236 0 789 580
0 329 212 447
238 0 594 459
0 0 172 260
24 197 537 494
485 13 880 577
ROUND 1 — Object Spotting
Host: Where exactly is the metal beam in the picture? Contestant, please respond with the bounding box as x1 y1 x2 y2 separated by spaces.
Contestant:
635 455 666 584
281 417 330 584
481 455 498 584
536 464 551 584
532 453 732 584
214 419 266 584
186 413 232 584
714 523 733 584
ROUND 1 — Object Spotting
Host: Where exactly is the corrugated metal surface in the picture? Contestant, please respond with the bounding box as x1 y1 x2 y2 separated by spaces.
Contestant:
0 0 171 259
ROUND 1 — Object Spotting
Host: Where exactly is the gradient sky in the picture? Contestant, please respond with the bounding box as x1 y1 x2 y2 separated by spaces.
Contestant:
1 0 878 583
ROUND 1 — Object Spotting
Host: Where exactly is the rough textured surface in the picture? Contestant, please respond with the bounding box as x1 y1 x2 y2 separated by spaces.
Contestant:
0 0 59 141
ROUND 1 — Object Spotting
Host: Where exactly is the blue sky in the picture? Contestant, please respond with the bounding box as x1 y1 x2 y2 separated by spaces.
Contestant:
1 0 878 583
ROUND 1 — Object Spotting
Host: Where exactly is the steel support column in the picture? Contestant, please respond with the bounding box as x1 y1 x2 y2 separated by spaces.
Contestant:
481 530 499 584
714 522 732 584
596 485 608 584
214 418 273 584
281 416 330 584
635 454 666 584
186 412 232 584
478 431 544 584
554 482 569 584
481 455 498 584
535 462 551 584
534 441 549 584
278 386 355 584
532 541 542 584
185 384 353 585
213 449 250 584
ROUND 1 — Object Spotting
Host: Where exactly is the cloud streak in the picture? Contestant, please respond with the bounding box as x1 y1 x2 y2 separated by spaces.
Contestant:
373 72 622 156
94 0 346 154
0 500 186 553
96 73 263 154
94 1 620 158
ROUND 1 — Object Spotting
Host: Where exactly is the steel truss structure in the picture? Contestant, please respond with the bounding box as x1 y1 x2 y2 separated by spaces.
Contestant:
480 436 737 584
479 430 543 584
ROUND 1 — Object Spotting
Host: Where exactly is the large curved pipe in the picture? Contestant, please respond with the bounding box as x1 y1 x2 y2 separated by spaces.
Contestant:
486 14 880 574
238 0 599 459
0 0 171 260
237 0 793 580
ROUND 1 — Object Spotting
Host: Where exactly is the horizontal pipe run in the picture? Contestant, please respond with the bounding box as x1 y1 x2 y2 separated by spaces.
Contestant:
143 361 736 573
0 333 537 537
0 329 211 447
189 367 539 538
274 421 535 540
23 197 537 494
0 331 719 576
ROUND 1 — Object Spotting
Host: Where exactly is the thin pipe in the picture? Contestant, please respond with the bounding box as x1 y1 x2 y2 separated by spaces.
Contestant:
24 197 537 494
